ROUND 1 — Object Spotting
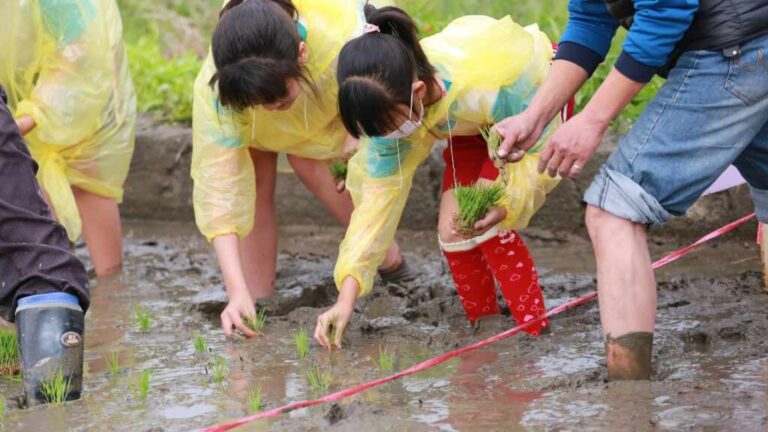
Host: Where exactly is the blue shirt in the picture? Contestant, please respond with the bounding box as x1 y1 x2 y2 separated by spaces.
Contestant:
555 0 700 82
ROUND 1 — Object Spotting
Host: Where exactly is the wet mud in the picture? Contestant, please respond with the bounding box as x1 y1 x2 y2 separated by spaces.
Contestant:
0 221 766 431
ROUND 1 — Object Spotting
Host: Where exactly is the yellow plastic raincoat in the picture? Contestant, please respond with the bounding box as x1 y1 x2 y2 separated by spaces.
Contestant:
336 16 562 296
192 0 374 241
0 0 136 241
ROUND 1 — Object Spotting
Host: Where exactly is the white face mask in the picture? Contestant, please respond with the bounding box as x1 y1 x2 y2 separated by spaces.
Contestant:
383 87 423 139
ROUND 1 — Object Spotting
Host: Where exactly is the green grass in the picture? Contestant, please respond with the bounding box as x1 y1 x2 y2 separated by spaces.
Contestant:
243 308 267 334
329 160 348 182
0 330 19 375
41 370 72 405
193 334 208 353
454 183 504 236
106 352 120 375
133 370 152 401
294 328 310 359
211 356 228 385
132 305 152 332
0 394 5 423
377 345 395 372
304 367 331 393
247 385 262 413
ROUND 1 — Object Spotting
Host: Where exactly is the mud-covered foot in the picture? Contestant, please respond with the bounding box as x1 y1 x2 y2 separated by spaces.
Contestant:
378 260 418 285
471 313 504 335
605 332 653 381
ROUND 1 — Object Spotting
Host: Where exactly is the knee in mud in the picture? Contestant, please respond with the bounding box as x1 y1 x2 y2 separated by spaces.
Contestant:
605 331 653 381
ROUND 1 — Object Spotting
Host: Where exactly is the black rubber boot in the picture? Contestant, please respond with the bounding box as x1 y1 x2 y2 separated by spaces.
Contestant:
15 292 84 406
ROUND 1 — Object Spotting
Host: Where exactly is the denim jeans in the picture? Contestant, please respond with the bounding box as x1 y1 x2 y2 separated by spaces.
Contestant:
585 33 768 225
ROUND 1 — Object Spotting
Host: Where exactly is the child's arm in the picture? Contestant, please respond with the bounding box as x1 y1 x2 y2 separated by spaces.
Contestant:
213 234 258 337
315 135 433 350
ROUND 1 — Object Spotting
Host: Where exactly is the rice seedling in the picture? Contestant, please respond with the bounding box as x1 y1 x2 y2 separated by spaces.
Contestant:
193 334 208 353
243 308 267 334
325 314 339 346
453 183 504 236
106 352 120 375
294 328 310 359
0 330 19 376
377 345 395 372
480 126 502 155
247 385 262 413
304 366 331 392
132 305 152 332
133 369 152 401
211 356 228 385
40 369 72 405
329 160 348 182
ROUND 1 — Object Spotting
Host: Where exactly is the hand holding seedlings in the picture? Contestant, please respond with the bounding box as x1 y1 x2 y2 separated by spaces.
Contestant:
329 159 348 193
220 292 258 338
315 280 356 350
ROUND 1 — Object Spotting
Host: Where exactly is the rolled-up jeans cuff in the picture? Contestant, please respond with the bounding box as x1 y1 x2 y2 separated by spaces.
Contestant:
584 167 673 227
749 185 768 223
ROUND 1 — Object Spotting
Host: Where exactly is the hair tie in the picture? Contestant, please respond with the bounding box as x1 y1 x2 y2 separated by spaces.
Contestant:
364 23 380 34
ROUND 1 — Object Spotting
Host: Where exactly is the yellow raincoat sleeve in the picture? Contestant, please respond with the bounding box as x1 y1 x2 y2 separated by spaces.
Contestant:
334 134 435 296
10 0 135 241
191 54 256 241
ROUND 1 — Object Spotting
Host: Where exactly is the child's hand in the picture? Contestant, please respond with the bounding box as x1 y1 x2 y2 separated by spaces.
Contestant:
314 278 359 350
336 179 346 194
472 206 507 235
314 302 353 350
15 115 36 136
221 292 259 338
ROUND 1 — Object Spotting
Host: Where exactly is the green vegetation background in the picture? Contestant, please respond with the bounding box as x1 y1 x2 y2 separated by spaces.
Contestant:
118 0 661 126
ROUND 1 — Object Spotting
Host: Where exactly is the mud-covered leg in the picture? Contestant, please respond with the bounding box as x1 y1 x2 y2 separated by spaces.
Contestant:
586 205 656 380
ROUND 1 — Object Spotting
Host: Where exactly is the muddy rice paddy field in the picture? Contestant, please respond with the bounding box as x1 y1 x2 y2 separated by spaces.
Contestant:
1 220 766 431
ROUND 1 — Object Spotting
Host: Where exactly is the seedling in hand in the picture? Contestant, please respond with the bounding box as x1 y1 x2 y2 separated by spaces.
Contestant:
132 305 152 332
453 183 504 236
193 334 208 353
0 330 19 375
325 315 340 348
480 126 502 155
247 385 262 412
329 160 348 183
243 308 267 334
106 352 120 375
41 369 72 405
294 328 310 359
377 345 395 372
133 370 152 401
211 356 228 385
304 366 331 392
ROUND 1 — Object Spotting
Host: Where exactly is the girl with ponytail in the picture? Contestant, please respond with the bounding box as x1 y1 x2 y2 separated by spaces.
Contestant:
315 5 575 349
192 0 409 338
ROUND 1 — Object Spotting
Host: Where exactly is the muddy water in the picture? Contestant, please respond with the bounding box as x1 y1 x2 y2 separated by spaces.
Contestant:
1 221 766 431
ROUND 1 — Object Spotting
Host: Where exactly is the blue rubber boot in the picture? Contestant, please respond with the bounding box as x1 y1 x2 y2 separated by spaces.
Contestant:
15 293 84 406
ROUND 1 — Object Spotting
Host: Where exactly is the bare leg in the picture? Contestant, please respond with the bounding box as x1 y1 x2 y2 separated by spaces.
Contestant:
240 149 278 300
761 223 767 292
73 187 123 276
585 205 656 380
287 155 403 270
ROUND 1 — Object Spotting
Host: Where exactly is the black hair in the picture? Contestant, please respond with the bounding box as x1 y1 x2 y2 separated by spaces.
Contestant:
209 0 315 110
337 4 439 138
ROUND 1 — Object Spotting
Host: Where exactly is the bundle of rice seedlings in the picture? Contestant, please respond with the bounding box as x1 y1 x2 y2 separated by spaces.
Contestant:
329 160 348 183
453 183 504 236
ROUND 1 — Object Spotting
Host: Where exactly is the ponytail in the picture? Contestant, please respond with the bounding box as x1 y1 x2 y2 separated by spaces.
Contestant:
363 4 436 88
210 0 315 110
337 4 437 138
